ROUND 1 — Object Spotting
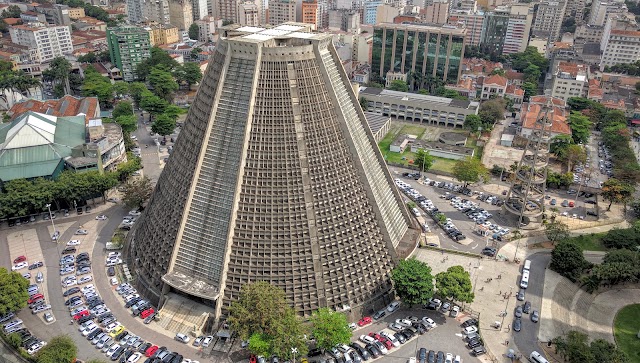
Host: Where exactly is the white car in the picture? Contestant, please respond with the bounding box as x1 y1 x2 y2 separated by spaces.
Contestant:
67 240 81 246
359 335 376 345
106 259 122 267
75 229 89 235
12 262 28 271
106 344 120 357
110 277 119 286
82 284 96 294
78 275 93 285
463 326 478 335
201 336 213 347
96 215 108 221
387 301 401 312
422 317 437 329
27 341 46 355
107 198 119 203
380 332 400 347
445 353 453 363
108 252 122 259
396 319 412 327
129 210 141 216
62 278 77 287
453 355 461 363
127 352 143 362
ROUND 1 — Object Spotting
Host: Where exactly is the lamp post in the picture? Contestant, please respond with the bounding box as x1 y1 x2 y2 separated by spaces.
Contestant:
291 347 298 363
45 204 57 242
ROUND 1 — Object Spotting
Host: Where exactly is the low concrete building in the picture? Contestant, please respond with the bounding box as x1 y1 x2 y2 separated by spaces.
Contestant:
438 131 468 146
390 134 416 152
359 87 480 128
411 140 475 160
364 112 391 143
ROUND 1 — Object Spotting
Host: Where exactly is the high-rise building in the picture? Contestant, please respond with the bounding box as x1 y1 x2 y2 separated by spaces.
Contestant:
268 0 297 24
502 4 533 54
423 0 449 24
531 0 566 41
9 22 73 63
127 0 171 24
550 61 589 101
302 0 321 29
371 23 466 85
126 23 415 319
217 0 238 22
169 0 193 30
237 1 260 25
600 16 640 69
564 0 585 25
192 0 209 19
447 10 484 46
106 26 151 81
194 15 219 42
363 0 382 24
127 0 144 22
588 0 626 26
328 9 360 32
480 7 509 54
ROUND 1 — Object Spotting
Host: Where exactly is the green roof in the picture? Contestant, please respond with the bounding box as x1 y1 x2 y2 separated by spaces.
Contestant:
0 112 86 181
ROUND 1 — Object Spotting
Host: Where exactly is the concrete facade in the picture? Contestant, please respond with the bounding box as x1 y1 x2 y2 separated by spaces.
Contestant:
127 24 415 320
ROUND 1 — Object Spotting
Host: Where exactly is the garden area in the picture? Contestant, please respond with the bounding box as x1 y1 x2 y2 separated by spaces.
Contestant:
614 304 640 363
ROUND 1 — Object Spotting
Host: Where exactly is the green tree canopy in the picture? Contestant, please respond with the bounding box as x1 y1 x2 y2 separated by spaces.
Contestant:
175 62 203 89
148 67 179 102
140 90 168 119
414 149 434 173
523 64 541 84
388 80 409 92
129 82 148 108
1 5 21 18
121 176 153 209
36 335 78 363
136 47 179 80
188 23 200 40
509 47 548 72
113 81 130 97
112 101 134 119
550 240 591 282
0 268 29 315
81 65 115 107
568 111 592 144
151 113 176 137
77 52 97 63
565 144 587 171
390 257 435 306
553 331 629 363
478 98 506 130
115 115 138 134
601 178 635 210
43 57 72 95
452 157 489 187
435 265 474 303
544 219 570 244
309 308 352 352
463 114 482 132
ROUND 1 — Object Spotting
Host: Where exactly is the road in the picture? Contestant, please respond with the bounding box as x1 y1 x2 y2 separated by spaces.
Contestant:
512 252 550 359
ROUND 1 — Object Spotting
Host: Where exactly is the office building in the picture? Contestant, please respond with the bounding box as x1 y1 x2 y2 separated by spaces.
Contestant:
363 0 382 24
107 26 151 81
531 0 566 41
9 23 73 63
127 24 414 319
169 0 193 30
371 23 466 85
480 7 509 54
268 0 297 24
237 1 260 25
192 0 209 19
502 4 533 54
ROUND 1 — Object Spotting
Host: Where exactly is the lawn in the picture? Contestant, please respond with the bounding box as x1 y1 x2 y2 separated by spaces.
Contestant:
614 304 640 363
566 233 607 252
466 137 484 160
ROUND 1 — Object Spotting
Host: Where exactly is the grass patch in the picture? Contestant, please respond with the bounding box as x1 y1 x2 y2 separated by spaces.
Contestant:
566 233 607 252
431 157 457 173
399 125 426 138
614 304 640 363
466 136 484 160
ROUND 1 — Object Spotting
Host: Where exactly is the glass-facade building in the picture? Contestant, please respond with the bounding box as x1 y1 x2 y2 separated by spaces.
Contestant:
371 23 466 85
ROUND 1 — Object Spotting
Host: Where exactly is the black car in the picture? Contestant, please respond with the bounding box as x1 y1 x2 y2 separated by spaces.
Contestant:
523 301 532 314
308 348 322 357
108 267 116 276
481 247 497 257
366 344 381 358
461 318 478 328
61 247 76 254
513 318 522 332
515 306 523 318
467 339 483 348
115 331 128 342
402 328 416 339
171 354 183 363
98 313 114 323
414 323 427 335
144 313 157 324
28 262 43 270
78 315 95 324
372 310 386 320
427 350 436 363
65 296 82 306
87 328 103 340
125 298 142 309
394 332 407 344
139 342 152 353
436 351 444 363
471 346 487 356
418 348 427 363
63 287 81 297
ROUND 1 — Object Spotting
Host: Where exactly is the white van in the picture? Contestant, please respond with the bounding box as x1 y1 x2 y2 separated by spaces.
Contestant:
529 351 549 363
523 259 532 272
520 270 529 289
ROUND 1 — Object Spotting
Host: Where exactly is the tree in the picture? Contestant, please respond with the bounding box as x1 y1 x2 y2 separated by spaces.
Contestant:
550 240 591 282
568 111 592 144
452 157 489 187
478 98 506 129
77 52 97 63
136 47 179 80
129 82 148 108
550 134 572 160
6 332 22 348
544 219 570 244
81 66 114 107
190 47 203 61
309 308 351 352
188 23 200 40
43 57 72 95
115 115 138 134
140 90 168 119
148 67 179 101
463 114 482 132
36 335 77 363
388 80 409 92
414 149 434 173
565 144 587 171
113 81 129 97
0 268 28 315
228 282 308 360
112 101 134 119
554 331 629 363
521 81 538 100
151 113 176 137
601 178 635 210
121 176 153 210
523 64 541 84
1 5 21 18
390 257 434 306
174 62 203 89
435 265 474 303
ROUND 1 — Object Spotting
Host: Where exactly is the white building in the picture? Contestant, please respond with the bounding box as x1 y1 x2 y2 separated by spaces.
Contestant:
550 61 589 101
589 0 626 26
9 22 72 63
237 1 259 25
194 16 220 42
531 0 567 41
600 17 640 69
502 4 533 54
268 0 296 24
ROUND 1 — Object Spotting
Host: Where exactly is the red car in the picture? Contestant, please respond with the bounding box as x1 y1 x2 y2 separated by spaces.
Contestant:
13 256 26 264
73 310 89 320
370 332 393 350
250 355 257 363
358 316 372 326
145 345 158 357
140 308 155 319
28 294 44 304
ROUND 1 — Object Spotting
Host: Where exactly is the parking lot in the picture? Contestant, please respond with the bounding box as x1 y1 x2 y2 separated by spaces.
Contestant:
342 306 483 363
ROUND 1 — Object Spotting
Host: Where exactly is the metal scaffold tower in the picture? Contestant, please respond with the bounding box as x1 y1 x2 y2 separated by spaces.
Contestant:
503 97 555 228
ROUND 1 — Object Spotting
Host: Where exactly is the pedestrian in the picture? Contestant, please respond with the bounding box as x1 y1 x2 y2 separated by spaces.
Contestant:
499 290 502 295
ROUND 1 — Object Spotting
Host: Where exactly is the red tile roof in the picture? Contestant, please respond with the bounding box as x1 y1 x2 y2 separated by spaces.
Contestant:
7 95 100 124
505 70 524 81
530 95 565 107
483 74 508 87
506 84 524 96
521 102 570 135
3 18 21 25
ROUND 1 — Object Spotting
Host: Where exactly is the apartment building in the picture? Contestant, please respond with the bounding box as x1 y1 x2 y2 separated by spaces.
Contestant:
127 0 170 24
68 8 85 19
268 0 296 24
363 0 382 24
531 0 567 41
589 0 626 26
372 23 466 85
423 0 449 24
480 7 509 54
168 0 193 30
146 24 179 45
447 10 484 46
106 26 151 81
502 4 533 55
302 0 320 29
600 17 640 69
9 23 73 63
328 10 359 32
237 1 259 26
194 16 220 42
550 61 589 101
